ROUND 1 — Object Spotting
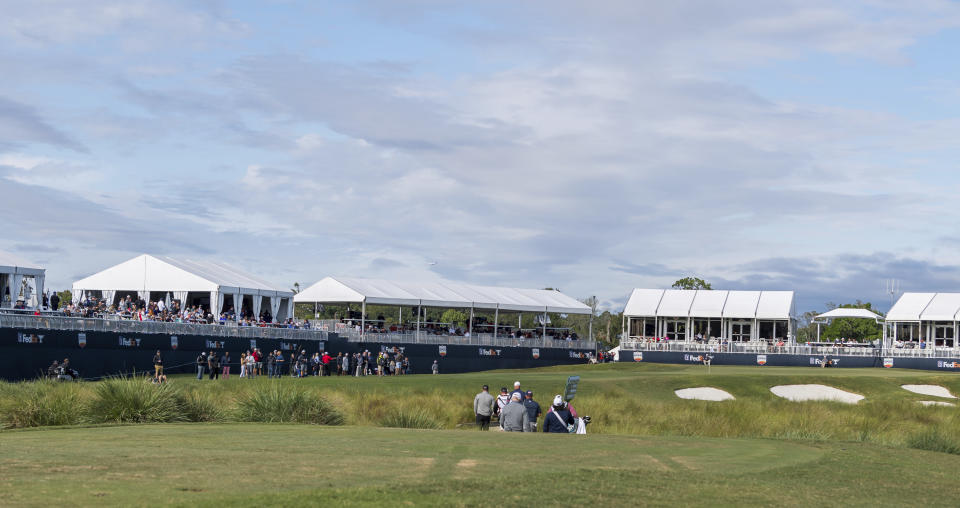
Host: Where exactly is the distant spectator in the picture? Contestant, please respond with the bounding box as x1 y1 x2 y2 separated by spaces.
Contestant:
500 393 530 432
473 384 495 431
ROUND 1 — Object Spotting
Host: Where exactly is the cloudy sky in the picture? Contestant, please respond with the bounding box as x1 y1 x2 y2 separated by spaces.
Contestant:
3 1 960 313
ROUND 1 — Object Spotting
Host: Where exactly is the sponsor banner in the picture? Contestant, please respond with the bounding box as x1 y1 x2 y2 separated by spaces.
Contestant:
170 336 178 350
532 348 540 359
439 345 447 357
682 354 706 363
569 351 589 359
280 342 299 351
380 345 405 354
118 336 140 347
205 340 225 349
809 357 840 367
938 361 960 369
78 333 86 348
17 333 44 344
633 351 643 362
756 354 767 366
883 358 893 368
479 348 502 357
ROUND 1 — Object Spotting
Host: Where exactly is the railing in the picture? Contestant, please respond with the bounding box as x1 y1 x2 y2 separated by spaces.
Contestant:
0 313 329 340
620 339 958 358
0 311 595 350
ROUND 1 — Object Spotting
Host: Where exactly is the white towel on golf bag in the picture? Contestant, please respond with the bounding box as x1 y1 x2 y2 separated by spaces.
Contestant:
574 417 586 434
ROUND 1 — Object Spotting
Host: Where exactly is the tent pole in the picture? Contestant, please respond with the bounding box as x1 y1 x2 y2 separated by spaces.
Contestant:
416 304 421 340
494 306 499 339
468 306 474 337
542 310 547 340
361 300 365 337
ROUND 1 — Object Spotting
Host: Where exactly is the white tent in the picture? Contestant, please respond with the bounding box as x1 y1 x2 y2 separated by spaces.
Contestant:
72 254 294 321
887 293 960 348
622 289 796 342
295 276 591 314
295 276 591 336
0 251 45 309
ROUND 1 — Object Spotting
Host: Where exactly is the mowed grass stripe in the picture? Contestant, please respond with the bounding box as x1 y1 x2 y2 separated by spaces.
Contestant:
1 424 960 507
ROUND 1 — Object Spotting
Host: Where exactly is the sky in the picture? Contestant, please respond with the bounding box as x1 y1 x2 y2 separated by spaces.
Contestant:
2 0 960 313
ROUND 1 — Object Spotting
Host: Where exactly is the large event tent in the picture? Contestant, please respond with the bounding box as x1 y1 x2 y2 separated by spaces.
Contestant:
294 276 592 336
72 254 294 321
0 251 45 309
622 289 796 342
887 293 960 347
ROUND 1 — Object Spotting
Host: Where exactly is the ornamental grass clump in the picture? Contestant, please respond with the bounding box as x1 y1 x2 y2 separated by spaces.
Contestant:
87 377 186 423
378 408 443 430
176 389 225 422
0 380 87 428
905 429 960 455
235 384 343 425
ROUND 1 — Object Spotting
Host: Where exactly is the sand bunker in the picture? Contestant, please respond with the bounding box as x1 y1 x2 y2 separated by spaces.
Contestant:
902 385 957 399
674 387 735 401
919 400 956 407
770 384 864 404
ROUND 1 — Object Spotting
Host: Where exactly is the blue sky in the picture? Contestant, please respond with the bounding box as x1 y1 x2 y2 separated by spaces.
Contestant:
2 0 960 313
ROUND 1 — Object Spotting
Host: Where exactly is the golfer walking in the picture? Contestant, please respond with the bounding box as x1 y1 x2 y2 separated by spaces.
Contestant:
473 385 495 431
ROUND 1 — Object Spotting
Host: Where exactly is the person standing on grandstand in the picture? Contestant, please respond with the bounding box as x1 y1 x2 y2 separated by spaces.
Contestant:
495 387 510 428
153 350 163 379
542 395 575 433
500 392 530 432
523 391 541 432
473 385 495 431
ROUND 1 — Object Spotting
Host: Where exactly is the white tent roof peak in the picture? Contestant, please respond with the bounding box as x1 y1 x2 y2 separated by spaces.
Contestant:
814 308 884 322
294 276 592 314
886 293 936 322
72 254 291 296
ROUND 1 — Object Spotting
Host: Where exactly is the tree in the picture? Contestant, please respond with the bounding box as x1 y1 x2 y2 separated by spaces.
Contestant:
440 309 468 329
672 277 712 290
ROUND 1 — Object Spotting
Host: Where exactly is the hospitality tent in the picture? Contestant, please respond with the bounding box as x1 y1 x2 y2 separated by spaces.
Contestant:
622 289 796 343
0 251 45 309
812 308 885 343
294 276 592 336
887 293 960 347
72 254 294 321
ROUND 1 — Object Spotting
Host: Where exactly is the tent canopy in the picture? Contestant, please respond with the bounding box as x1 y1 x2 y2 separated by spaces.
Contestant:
814 308 884 322
0 251 44 276
294 276 592 314
623 289 794 320
72 254 292 298
887 292 960 322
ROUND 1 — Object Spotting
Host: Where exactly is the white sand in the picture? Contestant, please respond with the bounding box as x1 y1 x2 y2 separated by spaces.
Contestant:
770 384 864 404
902 384 957 399
919 400 956 407
674 387 735 401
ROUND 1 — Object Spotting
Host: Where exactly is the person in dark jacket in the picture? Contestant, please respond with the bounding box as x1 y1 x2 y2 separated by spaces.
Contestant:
208 351 219 380
50 292 60 310
523 390 542 432
196 352 206 380
542 395 574 433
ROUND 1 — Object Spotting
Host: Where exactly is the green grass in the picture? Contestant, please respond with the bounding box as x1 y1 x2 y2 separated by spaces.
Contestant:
0 423 959 507
4 364 960 505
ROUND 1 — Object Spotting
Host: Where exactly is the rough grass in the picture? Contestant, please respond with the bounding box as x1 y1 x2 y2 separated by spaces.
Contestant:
3 363 960 453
